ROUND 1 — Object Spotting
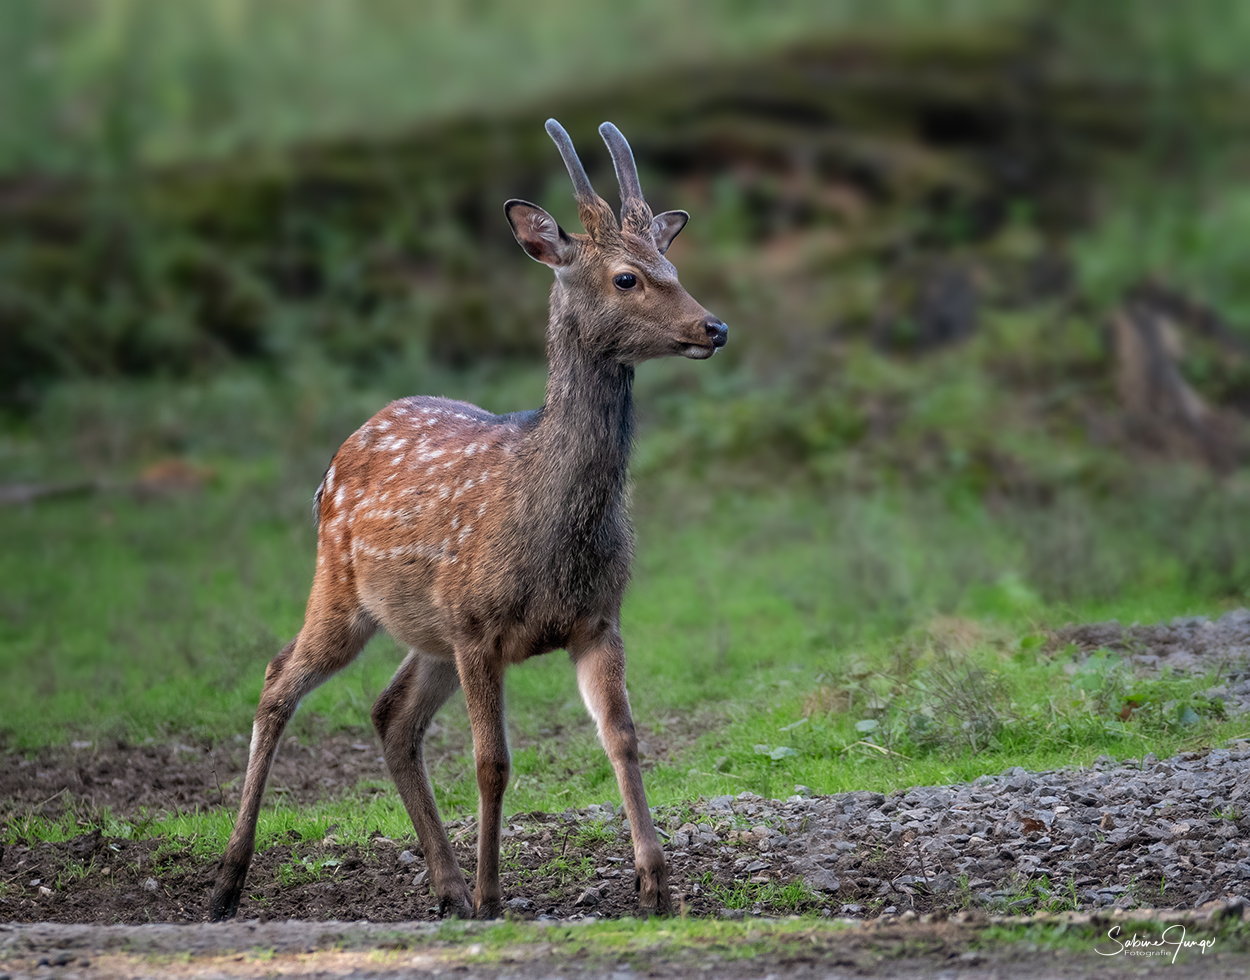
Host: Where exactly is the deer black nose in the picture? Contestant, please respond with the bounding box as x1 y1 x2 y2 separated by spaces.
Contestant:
704 318 728 348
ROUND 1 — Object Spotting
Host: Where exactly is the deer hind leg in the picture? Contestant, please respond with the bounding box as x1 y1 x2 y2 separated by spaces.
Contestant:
455 645 509 919
371 649 471 918
572 632 672 915
209 595 374 921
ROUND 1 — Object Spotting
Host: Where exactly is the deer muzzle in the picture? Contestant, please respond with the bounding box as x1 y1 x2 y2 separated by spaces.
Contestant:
704 317 728 350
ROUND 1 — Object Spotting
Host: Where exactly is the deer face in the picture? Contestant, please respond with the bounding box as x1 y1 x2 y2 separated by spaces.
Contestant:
505 201 727 365
502 119 727 367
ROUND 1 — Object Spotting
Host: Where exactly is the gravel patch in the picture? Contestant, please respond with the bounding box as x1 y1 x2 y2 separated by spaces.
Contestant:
1054 608 1250 714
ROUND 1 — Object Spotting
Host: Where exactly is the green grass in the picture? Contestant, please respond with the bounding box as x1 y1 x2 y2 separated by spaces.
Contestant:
1 446 1239 752
707 876 820 913
444 915 863 964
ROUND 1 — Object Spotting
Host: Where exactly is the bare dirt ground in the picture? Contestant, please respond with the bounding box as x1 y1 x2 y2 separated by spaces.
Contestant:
0 733 391 818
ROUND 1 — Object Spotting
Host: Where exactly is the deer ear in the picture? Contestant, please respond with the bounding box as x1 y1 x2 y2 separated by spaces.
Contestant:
651 210 689 255
505 200 575 267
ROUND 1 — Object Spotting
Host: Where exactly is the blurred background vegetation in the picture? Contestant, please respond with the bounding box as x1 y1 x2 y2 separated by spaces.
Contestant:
3 0 1250 756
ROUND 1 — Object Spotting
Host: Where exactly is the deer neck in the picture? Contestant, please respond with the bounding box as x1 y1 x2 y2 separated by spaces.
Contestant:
523 305 634 528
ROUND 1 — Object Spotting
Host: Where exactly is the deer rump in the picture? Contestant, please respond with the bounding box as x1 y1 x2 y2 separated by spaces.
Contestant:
210 118 727 921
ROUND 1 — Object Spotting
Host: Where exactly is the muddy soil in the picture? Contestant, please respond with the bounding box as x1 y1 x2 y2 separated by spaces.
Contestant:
0 734 392 818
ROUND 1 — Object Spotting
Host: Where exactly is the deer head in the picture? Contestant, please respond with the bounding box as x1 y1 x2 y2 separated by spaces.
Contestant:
504 119 727 365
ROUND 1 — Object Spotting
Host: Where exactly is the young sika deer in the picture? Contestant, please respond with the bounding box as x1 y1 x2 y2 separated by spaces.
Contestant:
210 119 727 920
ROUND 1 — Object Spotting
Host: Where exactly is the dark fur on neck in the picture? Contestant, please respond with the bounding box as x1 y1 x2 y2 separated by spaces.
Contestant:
516 307 635 617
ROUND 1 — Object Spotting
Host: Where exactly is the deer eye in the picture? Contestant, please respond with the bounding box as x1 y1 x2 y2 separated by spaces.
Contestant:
613 273 637 290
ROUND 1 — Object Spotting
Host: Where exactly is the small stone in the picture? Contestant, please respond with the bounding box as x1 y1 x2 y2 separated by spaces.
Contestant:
1100 814 1116 831
398 850 418 865
574 886 601 908
507 897 532 910
805 870 841 893
38 886 53 897
143 877 159 892
413 870 429 888
794 785 814 798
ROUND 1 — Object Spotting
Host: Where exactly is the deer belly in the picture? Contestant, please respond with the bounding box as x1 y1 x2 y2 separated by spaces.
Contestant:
353 559 455 658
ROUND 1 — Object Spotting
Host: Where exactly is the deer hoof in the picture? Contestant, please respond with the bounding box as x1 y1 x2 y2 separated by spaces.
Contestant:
208 879 243 921
475 897 504 920
438 888 474 919
634 862 672 916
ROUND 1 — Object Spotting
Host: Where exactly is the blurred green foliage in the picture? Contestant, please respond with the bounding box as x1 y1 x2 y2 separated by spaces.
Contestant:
3 1 1248 405
0 0 1037 174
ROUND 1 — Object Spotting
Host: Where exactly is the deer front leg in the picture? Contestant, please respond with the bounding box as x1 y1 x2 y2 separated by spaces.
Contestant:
572 632 671 915
455 646 509 919
372 649 472 918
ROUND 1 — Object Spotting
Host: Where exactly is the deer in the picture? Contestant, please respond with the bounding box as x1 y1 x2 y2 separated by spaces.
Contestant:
209 118 728 921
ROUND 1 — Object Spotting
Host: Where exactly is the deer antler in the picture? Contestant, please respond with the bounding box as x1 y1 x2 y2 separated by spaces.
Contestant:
545 118 618 240
599 121 653 235
545 118 597 205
